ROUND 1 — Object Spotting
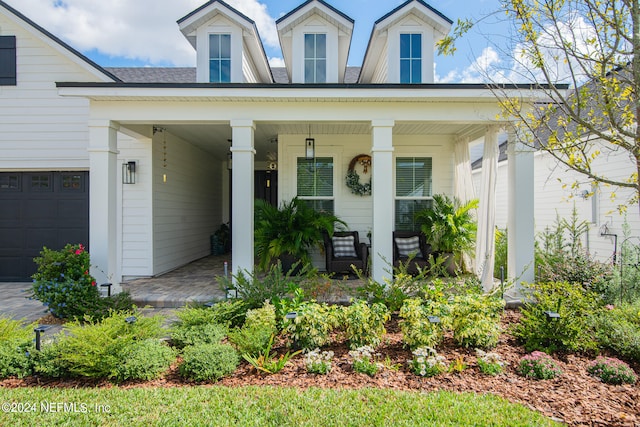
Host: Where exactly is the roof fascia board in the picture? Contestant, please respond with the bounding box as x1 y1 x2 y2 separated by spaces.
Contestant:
0 0 119 82
276 0 354 34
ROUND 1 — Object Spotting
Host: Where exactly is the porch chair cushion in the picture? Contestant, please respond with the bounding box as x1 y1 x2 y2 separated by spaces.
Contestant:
332 235 358 257
394 236 422 258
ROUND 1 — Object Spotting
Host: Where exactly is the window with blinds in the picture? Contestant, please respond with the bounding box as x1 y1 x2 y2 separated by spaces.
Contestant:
395 157 433 230
297 157 334 212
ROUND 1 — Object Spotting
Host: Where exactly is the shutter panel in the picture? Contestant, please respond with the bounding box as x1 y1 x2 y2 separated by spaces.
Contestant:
0 36 17 86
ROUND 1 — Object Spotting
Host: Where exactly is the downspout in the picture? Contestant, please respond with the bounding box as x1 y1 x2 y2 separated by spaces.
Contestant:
599 224 618 265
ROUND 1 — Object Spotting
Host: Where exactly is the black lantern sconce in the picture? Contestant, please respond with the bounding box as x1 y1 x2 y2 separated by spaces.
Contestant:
122 161 136 184
305 125 315 159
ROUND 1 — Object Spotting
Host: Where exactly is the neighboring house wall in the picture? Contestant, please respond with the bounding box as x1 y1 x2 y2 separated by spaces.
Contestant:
152 131 221 275
473 147 640 263
0 12 104 170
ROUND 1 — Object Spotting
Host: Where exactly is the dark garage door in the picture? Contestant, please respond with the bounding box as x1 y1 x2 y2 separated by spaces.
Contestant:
0 172 89 282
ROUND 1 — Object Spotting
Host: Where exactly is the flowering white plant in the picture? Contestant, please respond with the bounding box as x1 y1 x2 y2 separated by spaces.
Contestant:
349 345 380 376
410 346 447 377
305 348 334 374
475 348 507 376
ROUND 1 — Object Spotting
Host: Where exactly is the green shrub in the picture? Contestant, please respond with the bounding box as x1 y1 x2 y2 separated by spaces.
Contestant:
410 346 447 377
494 228 508 278
594 302 640 361
514 281 601 353
32 342 69 378
31 244 103 319
222 264 303 310
242 334 300 374
170 323 227 349
179 343 239 382
228 325 274 357
244 301 277 331
115 339 176 382
37 309 165 380
283 301 340 350
0 342 32 379
342 300 390 349
398 298 448 349
450 294 504 349
174 301 248 329
517 351 562 380
587 356 637 385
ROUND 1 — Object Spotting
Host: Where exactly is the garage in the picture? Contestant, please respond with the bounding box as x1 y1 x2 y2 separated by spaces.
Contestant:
0 172 89 282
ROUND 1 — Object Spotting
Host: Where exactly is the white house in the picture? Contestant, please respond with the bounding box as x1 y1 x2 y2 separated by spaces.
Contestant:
0 0 552 291
472 138 640 266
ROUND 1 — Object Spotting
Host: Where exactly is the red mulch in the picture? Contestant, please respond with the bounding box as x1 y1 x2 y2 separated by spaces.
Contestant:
2 310 639 426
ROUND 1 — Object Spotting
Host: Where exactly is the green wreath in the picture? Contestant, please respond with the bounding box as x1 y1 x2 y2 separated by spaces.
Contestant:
346 154 372 196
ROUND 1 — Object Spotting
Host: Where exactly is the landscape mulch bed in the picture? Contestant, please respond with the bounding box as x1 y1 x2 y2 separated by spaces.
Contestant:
2 310 639 426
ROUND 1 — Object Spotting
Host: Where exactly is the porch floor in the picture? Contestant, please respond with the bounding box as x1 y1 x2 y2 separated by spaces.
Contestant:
121 254 366 308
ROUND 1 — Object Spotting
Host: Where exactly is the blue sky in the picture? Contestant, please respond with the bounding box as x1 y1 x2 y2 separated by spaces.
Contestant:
6 0 509 82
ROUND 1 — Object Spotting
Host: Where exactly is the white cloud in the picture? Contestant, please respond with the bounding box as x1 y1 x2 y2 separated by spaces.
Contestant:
4 0 280 66
268 57 285 67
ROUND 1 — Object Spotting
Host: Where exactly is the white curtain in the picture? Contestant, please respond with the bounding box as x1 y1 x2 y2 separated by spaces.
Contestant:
453 136 475 203
476 126 499 291
453 136 475 271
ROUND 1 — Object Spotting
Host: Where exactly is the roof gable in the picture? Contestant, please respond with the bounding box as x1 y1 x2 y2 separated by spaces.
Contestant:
178 0 272 83
0 0 119 82
360 0 452 83
276 0 353 83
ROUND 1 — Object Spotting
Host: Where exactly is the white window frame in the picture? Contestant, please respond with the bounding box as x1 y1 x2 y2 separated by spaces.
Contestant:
209 33 231 83
394 156 434 230
399 33 422 84
304 33 327 84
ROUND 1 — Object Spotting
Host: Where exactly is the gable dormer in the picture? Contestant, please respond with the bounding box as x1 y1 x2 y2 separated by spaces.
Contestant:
360 0 452 84
178 0 272 83
276 0 353 84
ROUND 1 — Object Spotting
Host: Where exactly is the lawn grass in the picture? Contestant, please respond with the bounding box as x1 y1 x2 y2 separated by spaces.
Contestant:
0 385 560 426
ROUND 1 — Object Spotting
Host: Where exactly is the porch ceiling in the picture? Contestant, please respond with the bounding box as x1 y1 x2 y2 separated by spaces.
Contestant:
150 121 486 162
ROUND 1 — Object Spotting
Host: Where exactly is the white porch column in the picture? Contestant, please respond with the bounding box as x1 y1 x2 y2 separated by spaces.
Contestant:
371 119 394 283
507 128 535 289
230 120 255 278
88 120 119 285
476 125 500 291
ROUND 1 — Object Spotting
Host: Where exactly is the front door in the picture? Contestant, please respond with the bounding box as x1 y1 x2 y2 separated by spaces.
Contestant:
255 170 278 206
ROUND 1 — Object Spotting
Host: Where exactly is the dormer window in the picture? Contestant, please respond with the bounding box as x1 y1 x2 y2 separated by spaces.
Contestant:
304 33 326 83
209 34 231 83
400 33 422 84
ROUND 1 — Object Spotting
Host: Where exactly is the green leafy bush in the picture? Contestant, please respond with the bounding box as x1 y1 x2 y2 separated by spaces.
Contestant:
115 339 176 382
398 298 448 349
283 301 340 350
517 351 562 380
170 323 227 349
0 318 34 379
173 301 248 329
341 300 390 349
36 309 165 380
349 346 379 376
409 346 447 377
179 343 239 382
450 294 504 349
31 244 102 319
594 302 640 361
228 301 277 356
587 356 637 385
514 281 601 353
221 265 303 310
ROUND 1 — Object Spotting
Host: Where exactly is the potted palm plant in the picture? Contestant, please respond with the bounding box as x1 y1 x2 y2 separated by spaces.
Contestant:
254 197 346 273
415 194 478 276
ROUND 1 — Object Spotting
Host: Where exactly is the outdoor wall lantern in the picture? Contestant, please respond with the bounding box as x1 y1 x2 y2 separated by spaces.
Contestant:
122 161 136 184
34 325 52 351
305 126 315 159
